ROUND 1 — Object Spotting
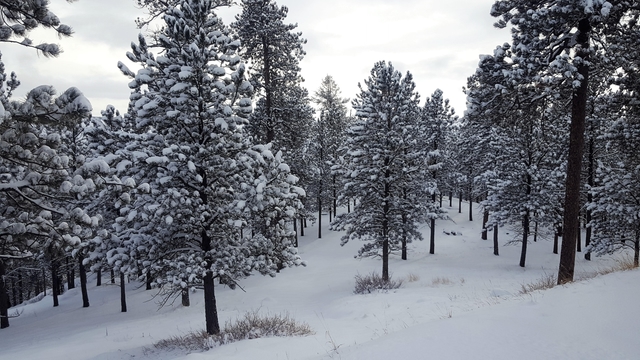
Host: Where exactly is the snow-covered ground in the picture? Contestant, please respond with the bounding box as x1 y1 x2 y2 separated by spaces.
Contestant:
2 200 638 360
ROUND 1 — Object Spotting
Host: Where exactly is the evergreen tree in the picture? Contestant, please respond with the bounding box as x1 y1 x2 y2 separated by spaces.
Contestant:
490 0 640 283
0 0 74 56
332 61 442 280
420 89 456 254
307 75 350 236
118 0 301 335
232 0 311 162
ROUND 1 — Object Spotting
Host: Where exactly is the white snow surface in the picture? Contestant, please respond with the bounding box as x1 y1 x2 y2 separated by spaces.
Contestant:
1 200 639 360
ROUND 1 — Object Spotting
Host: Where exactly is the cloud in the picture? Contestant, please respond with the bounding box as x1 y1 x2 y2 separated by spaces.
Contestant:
1 0 512 116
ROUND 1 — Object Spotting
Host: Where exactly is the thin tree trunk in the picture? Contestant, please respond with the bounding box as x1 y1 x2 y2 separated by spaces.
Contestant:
439 193 443 208
293 218 299 247
493 224 499 256
120 271 127 312
482 209 489 240
300 217 305 236
96 268 102 287
533 220 538 242
146 272 152 290
333 175 337 218
0 261 9 328
66 257 75 290
79 258 89 308
576 219 582 252
458 192 462 213
51 261 59 307
520 211 530 268
449 191 453 207
558 18 590 285
553 226 561 254
468 195 473 222
182 288 190 307
318 197 322 239
110 269 115 284
430 194 436 254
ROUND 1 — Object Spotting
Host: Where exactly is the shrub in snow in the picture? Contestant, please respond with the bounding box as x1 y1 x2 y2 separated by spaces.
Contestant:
154 310 312 352
354 272 403 294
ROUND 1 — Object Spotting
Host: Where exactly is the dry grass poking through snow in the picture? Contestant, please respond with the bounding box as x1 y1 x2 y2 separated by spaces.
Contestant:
354 272 403 294
520 254 638 295
406 273 420 282
153 310 313 352
519 273 557 295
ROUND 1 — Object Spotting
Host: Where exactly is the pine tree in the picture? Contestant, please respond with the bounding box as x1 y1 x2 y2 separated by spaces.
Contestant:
0 0 74 56
489 0 640 283
0 53 111 326
232 0 311 161
118 0 302 335
332 61 442 280
306 75 350 236
421 89 456 254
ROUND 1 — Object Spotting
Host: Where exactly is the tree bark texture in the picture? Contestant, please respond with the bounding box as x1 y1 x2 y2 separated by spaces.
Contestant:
558 18 590 285
493 224 499 256
120 272 127 312
482 209 489 240
51 261 59 307
79 258 89 308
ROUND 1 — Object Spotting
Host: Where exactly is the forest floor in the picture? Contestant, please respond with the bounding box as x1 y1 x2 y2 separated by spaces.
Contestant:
1 199 638 360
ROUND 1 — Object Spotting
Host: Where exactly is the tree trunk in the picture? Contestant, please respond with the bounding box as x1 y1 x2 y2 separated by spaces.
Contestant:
66 257 75 290
0 261 9 329
468 195 473 222
439 193 443 208
576 219 582 252
520 211 530 268
449 191 453 207
300 217 305 236
51 261 60 307
79 258 89 308
182 288 190 307
458 192 462 213
558 18 590 285
293 218 299 247
96 268 102 287
201 226 220 335
146 272 152 290
120 271 127 312
333 175 337 218
203 271 219 335
111 268 115 284
481 209 489 240
401 212 408 260
493 224 499 256
533 220 538 242
554 225 561 254
430 193 436 254
318 196 322 239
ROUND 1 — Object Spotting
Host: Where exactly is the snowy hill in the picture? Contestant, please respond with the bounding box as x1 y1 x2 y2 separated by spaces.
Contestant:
1 201 638 360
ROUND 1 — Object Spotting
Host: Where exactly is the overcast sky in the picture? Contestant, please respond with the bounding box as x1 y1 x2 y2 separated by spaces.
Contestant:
1 0 511 117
